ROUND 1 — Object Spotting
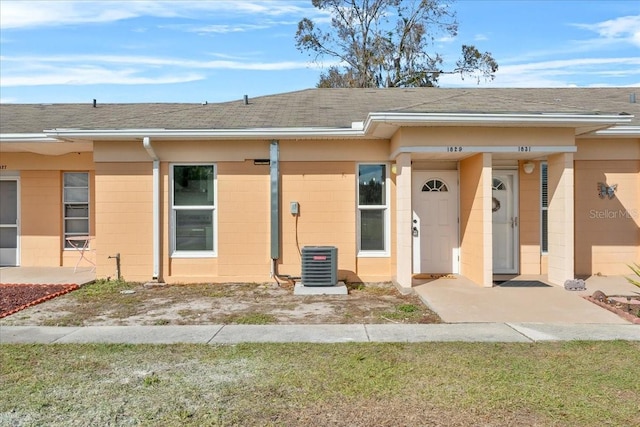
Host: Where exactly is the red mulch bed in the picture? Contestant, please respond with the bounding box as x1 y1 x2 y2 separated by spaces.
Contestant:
584 292 640 324
0 284 79 318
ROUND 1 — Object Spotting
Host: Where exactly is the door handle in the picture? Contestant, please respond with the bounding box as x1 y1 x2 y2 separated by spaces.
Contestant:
412 226 419 237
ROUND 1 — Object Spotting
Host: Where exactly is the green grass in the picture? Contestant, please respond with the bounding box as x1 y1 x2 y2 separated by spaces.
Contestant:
381 303 424 322
1 342 638 426
226 313 277 324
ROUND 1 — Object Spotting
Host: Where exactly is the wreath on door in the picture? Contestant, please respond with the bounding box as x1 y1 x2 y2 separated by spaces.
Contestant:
492 197 501 212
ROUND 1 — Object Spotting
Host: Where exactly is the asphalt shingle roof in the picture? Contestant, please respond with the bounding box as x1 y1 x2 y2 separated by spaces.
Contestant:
1 88 638 134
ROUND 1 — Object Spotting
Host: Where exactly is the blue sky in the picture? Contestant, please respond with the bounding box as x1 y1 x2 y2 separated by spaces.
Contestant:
1 0 638 103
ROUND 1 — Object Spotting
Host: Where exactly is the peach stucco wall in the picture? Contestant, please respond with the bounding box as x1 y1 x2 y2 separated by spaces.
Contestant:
459 153 492 286
518 160 543 274
94 162 153 281
391 127 575 155
574 160 640 275
1 152 95 268
163 158 394 284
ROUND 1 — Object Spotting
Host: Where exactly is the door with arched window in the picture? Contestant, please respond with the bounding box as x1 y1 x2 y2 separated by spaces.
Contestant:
412 171 459 274
492 171 518 274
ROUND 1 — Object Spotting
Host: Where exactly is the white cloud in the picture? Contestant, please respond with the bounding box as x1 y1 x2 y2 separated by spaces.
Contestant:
574 15 640 47
0 53 328 87
436 36 456 43
0 1 315 30
439 57 640 88
185 24 272 34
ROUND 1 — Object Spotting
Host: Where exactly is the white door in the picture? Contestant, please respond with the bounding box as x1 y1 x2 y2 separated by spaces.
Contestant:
492 171 518 274
412 171 458 274
0 178 19 266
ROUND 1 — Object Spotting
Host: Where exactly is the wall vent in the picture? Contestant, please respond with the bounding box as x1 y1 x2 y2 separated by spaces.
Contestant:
301 246 338 286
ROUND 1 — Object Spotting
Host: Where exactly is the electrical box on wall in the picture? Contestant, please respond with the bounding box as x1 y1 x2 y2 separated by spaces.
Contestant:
290 201 299 215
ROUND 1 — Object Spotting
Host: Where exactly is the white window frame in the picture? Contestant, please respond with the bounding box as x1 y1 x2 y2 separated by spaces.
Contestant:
540 161 548 254
170 164 217 258
62 172 90 250
357 162 390 257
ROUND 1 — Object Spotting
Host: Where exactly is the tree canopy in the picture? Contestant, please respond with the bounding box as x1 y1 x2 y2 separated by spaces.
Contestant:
295 0 498 88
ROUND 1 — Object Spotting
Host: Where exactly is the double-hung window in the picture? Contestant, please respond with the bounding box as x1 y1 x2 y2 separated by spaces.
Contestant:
171 165 216 256
63 172 90 248
357 163 389 256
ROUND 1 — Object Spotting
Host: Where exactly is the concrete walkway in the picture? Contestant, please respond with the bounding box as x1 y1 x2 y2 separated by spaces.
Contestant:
0 266 95 285
414 274 639 324
1 323 639 344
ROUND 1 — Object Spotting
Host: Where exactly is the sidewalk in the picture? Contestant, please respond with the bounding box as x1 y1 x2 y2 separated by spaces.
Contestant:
2 323 639 344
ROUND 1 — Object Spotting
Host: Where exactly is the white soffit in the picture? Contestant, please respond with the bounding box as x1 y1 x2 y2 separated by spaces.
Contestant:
364 112 634 138
581 126 640 138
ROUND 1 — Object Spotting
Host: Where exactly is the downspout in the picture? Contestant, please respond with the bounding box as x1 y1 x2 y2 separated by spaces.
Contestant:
143 137 160 280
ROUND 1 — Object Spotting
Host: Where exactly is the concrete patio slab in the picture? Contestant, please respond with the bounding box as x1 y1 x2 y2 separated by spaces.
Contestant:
0 267 95 285
211 324 369 343
508 323 640 342
293 282 348 295
365 323 531 342
53 325 223 344
414 275 633 324
0 326 81 344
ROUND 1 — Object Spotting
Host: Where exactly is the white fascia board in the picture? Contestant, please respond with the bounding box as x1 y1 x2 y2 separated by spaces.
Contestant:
389 145 578 160
588 126 640 137
44 127 366 141
0 133 60 143
364 112 633 129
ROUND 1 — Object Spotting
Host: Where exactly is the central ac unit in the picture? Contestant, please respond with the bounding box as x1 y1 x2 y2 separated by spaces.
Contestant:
301 246 338 286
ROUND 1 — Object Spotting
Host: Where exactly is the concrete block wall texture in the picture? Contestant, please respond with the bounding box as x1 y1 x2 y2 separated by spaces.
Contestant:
459 153 492 287
20 170 62 266
2 152 95 268
94 162 154 282
518 160 543 275
547 153 574 285
279 162 357 281
164 159 394 284
574 160 640 275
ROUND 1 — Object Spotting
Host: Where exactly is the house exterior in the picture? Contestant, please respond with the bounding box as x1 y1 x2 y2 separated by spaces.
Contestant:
1 88 638 289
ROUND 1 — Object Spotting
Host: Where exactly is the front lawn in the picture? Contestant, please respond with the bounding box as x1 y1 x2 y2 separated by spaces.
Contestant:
1 341 638 426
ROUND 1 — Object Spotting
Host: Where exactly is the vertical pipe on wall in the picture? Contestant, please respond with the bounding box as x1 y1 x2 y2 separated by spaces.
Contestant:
143 137 160 280
270 140 280 260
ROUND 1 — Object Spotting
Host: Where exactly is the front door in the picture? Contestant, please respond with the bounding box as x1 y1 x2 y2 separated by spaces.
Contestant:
492 171 518 274
0 178 19 266
412 171 458 274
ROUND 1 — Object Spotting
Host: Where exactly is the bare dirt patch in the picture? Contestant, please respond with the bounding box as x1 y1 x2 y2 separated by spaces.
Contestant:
0 281 441 326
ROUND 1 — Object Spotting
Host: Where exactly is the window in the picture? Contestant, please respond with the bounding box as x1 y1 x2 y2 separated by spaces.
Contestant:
422 179 448 192
492 178 506 191
63 172 89 249
357 164 389 255
540 162 548 253
171 165 216 256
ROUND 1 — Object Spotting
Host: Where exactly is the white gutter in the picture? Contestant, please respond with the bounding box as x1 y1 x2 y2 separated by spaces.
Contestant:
41 113 633 142
143 136 160 281
0 133 61 143
363 112 634 130
45 127 366 140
